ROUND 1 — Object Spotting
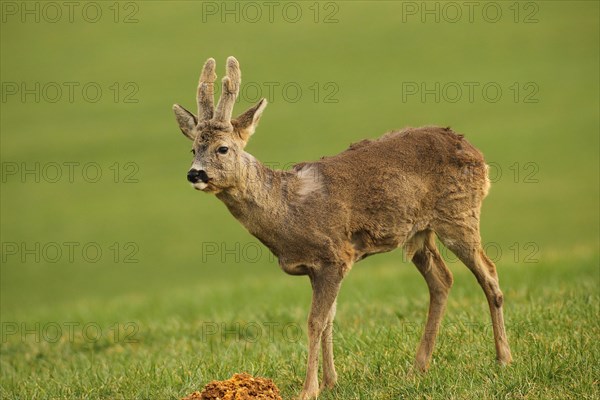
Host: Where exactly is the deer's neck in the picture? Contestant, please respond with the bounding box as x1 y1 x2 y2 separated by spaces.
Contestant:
216 154 291 248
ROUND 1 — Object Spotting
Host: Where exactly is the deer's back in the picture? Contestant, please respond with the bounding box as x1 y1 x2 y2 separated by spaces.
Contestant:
314 125 487 198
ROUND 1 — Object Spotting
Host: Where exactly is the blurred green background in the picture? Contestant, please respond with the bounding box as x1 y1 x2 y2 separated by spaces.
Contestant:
1 1 598 398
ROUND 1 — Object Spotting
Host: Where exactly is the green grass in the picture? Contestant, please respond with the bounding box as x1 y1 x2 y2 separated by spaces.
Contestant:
1 255 598 399
1 1 598 399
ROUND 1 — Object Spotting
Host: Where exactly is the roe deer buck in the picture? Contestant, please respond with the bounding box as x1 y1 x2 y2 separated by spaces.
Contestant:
173 56 512 399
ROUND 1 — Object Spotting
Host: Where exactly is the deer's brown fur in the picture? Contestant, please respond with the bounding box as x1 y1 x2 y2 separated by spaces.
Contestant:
173 57 512 400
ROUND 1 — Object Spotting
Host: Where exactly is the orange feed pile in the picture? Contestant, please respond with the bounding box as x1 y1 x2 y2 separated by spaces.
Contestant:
182 373 282 400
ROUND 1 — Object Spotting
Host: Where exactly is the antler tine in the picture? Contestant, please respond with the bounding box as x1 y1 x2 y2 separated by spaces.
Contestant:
197 58 217 122
213 56 241 124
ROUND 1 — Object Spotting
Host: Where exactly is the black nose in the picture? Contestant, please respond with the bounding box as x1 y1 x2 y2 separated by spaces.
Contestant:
187 169 209 183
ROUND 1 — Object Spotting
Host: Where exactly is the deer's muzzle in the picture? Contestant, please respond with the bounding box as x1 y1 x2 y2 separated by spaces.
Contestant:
187 169 209 184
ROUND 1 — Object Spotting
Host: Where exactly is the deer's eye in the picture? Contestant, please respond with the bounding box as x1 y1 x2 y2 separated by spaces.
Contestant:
190 149 196 155
217 146 229 155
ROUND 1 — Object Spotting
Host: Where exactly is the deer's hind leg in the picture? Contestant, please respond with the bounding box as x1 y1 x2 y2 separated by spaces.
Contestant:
406 230 454 372
434 221 513 364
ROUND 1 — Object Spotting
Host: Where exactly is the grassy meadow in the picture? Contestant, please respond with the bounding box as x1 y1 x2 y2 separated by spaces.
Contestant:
1 1 598 399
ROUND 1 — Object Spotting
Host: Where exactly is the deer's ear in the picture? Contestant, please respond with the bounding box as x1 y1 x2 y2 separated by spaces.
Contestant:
233 98 267 144
173 104 197 140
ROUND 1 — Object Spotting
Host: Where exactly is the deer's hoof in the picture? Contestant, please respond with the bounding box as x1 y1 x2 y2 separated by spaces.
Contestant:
320 374 337 390
497 355 513 366
298 387 320 400
497 348 513 366
414 363 429 373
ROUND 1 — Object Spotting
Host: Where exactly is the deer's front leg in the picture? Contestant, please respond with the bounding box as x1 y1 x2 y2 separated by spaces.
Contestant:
299 270 342 400
321 300 338 390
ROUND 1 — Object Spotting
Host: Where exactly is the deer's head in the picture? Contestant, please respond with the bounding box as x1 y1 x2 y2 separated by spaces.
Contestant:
173 57 266 193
